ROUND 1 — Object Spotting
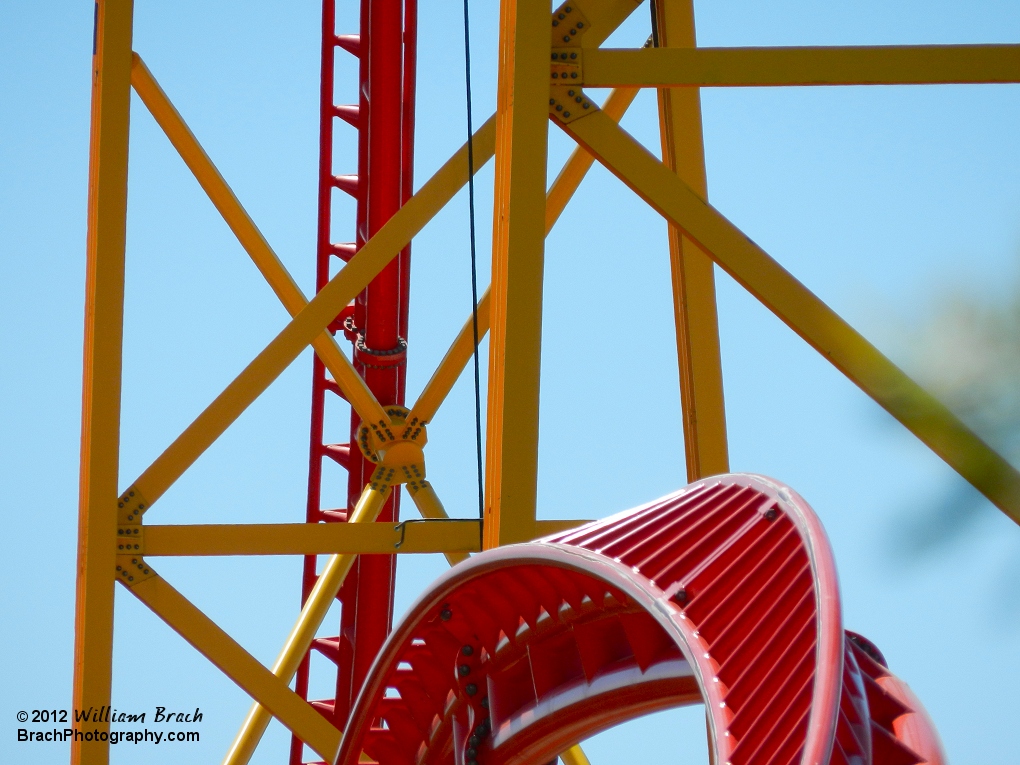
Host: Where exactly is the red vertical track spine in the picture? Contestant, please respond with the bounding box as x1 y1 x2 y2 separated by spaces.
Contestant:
292 0 416 761
336 0 412 724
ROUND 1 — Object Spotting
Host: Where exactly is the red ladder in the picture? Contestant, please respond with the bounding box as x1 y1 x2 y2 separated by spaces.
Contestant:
293 0 418 762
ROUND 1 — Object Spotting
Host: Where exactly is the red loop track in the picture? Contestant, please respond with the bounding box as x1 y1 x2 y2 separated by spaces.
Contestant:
333 475 944 765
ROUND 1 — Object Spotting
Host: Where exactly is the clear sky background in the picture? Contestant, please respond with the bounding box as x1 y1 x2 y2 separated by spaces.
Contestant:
2 1 1020 763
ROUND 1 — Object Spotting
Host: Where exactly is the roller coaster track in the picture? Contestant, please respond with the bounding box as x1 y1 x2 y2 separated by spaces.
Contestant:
332 475 944 765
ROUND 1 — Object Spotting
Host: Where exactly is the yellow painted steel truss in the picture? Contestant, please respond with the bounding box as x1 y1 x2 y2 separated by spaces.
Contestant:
74 0 1020 763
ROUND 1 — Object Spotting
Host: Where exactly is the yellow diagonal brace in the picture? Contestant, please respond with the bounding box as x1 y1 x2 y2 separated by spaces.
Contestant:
126 573 342 763
560 744 592 765
130 53 389 429
223 484 391 765
581 44 1020 87
559 110 1020 523
410 86 638 429
121 115 498 513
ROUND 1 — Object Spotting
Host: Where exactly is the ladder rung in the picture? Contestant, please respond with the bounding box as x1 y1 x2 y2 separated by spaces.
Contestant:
333 104 360 127
332 174 359 197
321 443 352 469
334 34 360 57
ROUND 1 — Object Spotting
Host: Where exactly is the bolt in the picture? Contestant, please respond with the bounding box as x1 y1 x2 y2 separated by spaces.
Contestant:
577 22 584 28
132 559 138 564
556 105 563 111
469 735 480 747
129 490 135 497
481 697 489 709
440 607 452 621
565 5 572 11
563 35 570 42
672 588 688 605
564 111 571 117
571 72 577 78
568 90 575 96
143 569 149 574
128 576 134 581
570 52 577 59
551 72 558 79
570 28 577 36
458 664 471 677
467 748 477 758
461 645 474 656
116 566 122 571
558 12 565 19
466 683 478 696
764 508 778 521
118 529 123 535
552 20 559 26
575 97 582 103
583 102 590 108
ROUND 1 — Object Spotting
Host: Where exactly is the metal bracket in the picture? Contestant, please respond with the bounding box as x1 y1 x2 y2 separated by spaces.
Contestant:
550 3 590 46
550 86 598 123
550 5 597 124
117 525 144 554
115 554 156 588
117 485 148 524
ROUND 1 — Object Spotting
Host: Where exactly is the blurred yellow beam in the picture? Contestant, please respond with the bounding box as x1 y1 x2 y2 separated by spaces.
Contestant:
560 109 1020 524
582 44 1020 87
560 744 592 765
117 115 498 516
127 573 341 763
72 2 134 763
131 52 389 428
654 0 728 481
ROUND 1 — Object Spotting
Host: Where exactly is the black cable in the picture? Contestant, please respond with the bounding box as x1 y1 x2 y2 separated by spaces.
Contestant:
462 0 485 548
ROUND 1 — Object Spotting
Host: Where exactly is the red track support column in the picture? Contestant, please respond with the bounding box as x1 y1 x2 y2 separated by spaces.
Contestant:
293 0 417 760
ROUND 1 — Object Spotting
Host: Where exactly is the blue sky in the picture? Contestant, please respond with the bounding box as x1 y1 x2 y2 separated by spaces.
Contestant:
2 1 1019 763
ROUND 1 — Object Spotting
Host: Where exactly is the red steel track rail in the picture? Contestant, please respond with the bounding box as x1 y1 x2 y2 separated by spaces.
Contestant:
336 475 945 765
295 0 417 761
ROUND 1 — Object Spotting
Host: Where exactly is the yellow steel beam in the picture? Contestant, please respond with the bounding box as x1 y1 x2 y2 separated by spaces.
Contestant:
143 518 589 557
145 519 477 556
407 480 471 566
484 0 553 549
567 0 645 50
223 484 391 765
546 85 639 232
119 116 498 516
72 2 134 763
130 53 389 428
581 44 1020 88
410 86 638 426
559 109 1020 524
126 573 341 763
560 744 592 765
654 0 728 481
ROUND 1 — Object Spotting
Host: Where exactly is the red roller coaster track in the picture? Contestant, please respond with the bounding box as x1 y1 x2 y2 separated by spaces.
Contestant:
335 475 945 765
291 4 945 764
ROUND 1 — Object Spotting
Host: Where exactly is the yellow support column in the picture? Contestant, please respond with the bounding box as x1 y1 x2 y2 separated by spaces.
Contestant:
484 0 552 548
72 1 134 764
654 0 729 481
